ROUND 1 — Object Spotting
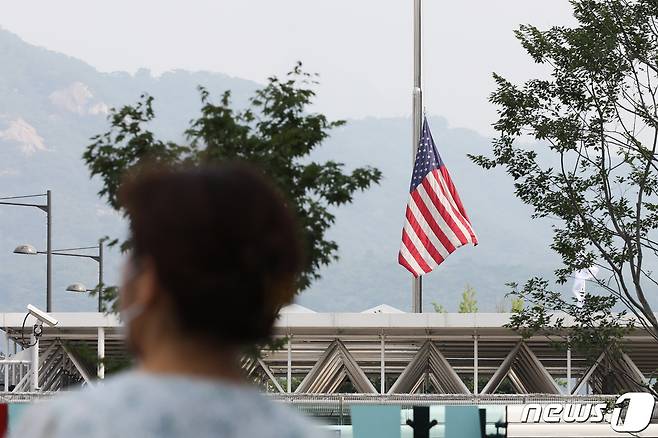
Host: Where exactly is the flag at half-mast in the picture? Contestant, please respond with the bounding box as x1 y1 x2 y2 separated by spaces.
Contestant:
398 117 478 277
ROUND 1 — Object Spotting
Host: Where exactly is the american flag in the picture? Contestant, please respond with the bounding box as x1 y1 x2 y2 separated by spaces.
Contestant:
398 118 478 277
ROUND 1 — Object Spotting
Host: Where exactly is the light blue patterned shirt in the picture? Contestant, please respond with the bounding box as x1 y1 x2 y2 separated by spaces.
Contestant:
10 371 318 438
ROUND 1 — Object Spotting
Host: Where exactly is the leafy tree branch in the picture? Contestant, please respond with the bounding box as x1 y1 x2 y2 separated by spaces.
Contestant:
471 0 658 392
84 63 382 311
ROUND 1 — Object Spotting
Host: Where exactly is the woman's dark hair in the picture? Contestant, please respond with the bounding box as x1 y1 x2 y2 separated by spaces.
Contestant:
119 163 303 345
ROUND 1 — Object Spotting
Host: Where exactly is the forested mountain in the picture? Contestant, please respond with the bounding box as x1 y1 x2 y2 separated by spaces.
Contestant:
0 28 558 313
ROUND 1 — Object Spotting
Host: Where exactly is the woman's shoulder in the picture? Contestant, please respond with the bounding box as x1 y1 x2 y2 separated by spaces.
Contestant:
10 371 320 438
9 372 149 438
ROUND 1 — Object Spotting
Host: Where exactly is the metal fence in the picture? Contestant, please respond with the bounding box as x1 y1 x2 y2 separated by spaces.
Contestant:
268 393 619 425
0 392 57 403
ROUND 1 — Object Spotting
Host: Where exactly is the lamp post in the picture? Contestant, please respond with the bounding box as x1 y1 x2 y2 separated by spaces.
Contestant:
15 239 104 312
0 192 52 311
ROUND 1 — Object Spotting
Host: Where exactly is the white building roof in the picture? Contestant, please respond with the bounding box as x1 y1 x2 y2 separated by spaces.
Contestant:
278 304 316 314
361 304 405 314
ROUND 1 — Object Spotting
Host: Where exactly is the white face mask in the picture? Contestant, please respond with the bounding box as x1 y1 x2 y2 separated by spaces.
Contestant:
120 303 145 327
118 255 145 345
119 302 145 347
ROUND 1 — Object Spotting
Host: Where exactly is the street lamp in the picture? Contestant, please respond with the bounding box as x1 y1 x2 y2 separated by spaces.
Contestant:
13 244 38 255
66 282 103 303
65 283 89 294
0 192 52 311
65 282 103 302
14 239 104 312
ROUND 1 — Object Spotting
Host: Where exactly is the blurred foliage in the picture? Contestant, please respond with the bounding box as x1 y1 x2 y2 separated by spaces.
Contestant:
458 285 478 313
432 285 479 313
432 302 447 313
510 297 524 313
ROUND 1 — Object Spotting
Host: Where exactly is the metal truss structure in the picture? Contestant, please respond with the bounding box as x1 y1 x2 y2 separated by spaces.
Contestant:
0 311 656 397
253 311 658 396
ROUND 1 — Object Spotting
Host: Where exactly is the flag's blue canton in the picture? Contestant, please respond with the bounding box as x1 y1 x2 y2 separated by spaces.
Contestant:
409 118 445 193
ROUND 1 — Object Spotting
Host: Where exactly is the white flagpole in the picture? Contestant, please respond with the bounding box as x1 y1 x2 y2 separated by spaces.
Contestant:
412 0 423 313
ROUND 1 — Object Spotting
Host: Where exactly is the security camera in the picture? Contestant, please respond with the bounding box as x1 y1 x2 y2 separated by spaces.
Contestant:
27 304 58 327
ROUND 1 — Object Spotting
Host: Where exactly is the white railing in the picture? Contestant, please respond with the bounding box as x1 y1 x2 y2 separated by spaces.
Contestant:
0 359 32 392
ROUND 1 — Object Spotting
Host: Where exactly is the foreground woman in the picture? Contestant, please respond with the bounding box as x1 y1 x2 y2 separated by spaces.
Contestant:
12 164 316 438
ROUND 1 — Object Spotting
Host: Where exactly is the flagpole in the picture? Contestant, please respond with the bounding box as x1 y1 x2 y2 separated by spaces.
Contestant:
412 0 423 313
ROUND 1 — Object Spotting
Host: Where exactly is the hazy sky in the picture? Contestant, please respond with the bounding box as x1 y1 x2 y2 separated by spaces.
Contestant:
2 0 575 136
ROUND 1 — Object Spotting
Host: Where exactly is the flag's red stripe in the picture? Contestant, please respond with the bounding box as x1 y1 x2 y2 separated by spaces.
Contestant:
433 168 477 243
438 166 477 242
398 251 414 276
405 206 445 265
401 230 432 274
433 168 467 221
398 251 422 277
419 176 469 246
411 190 457 253
438 166 469 218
